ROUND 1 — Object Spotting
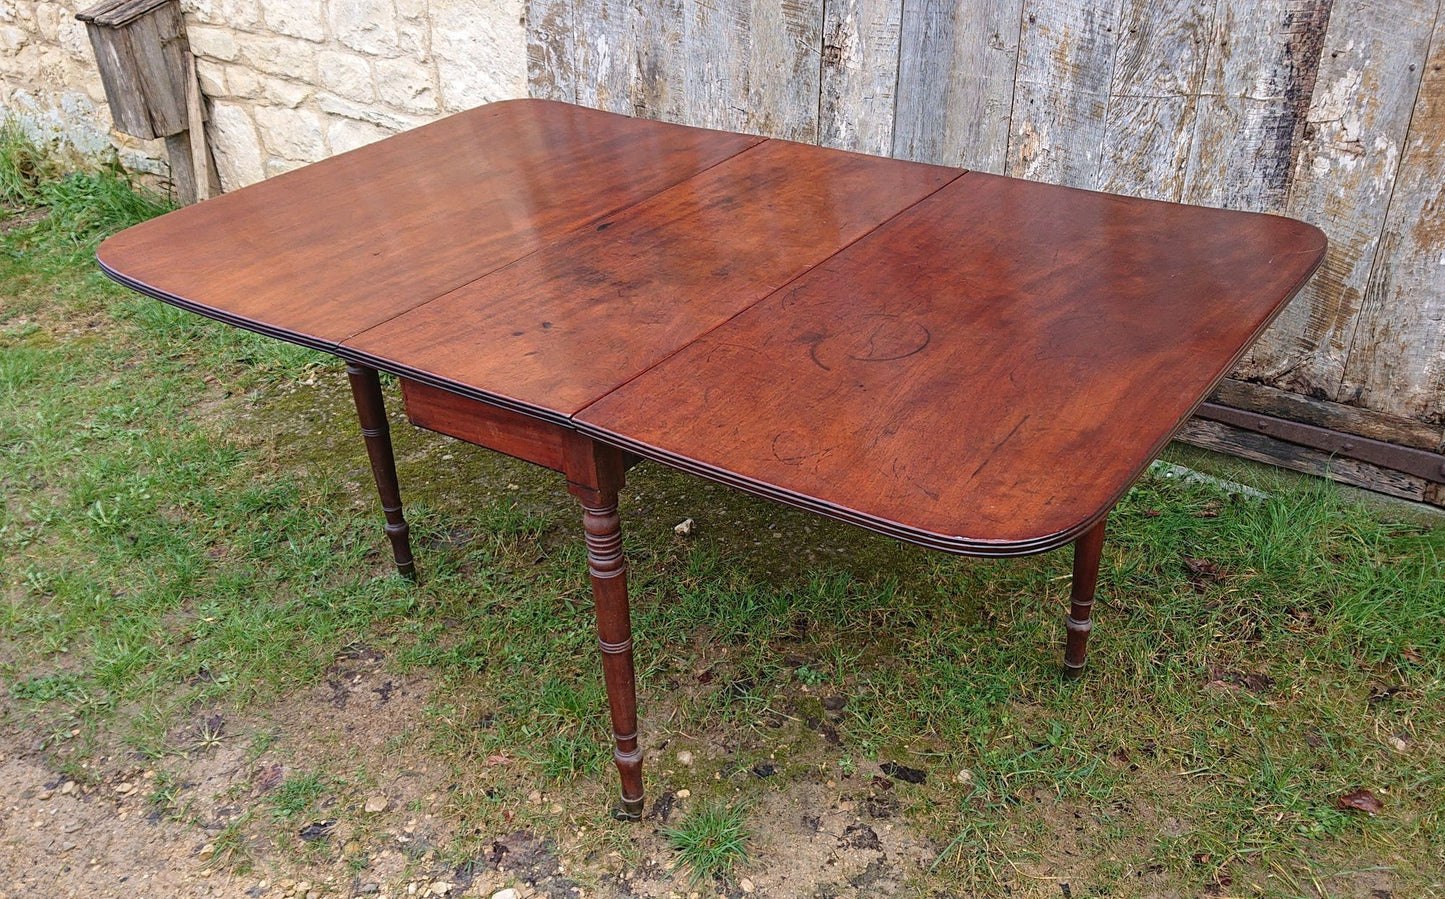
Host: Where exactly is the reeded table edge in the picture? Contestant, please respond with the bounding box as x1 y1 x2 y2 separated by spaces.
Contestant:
98 260 340 354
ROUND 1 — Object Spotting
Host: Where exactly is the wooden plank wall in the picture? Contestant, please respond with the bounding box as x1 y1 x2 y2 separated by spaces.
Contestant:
527 0 1445 437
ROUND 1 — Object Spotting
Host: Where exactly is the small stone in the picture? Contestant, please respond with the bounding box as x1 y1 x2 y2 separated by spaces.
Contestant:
198 843 216 860
365 795 390 814
60 782 76 795
675 789 690 799
550 803 563 813
307 892 320 899
358 885 381 896
490 890 519 899
59 841 77 852
1388 736 1409 753
429 883 453 896
740 878 755 893
955 768 974 785
674 518 695 536
115 782 135 795
38 790 53 801
295 882 311 894
63 821 82 833
676 750 693 766
528 790 543 804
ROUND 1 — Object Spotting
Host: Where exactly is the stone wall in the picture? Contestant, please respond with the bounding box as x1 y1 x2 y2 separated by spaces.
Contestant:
0 0 527 190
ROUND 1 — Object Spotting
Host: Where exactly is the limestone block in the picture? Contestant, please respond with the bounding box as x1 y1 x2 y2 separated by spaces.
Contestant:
36 3 61 41
429 0 525 111
260 0 325 42
187 0 262 29
0 25 28 54
225 64 262 99
58 18 89 56
195 58 227 96
264 156 304 177
397 17 427 56
238 33 317 80
254 104 326 160
188 26 239 62
208 101 265 187
38 47 66 81
374 56 436 113
316 92 429 132
327 115 392 154
330 0 399 57
318 50 373 103
260 75 311 108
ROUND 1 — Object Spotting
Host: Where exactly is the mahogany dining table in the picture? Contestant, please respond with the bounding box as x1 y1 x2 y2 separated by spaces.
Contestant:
98 99 1327 820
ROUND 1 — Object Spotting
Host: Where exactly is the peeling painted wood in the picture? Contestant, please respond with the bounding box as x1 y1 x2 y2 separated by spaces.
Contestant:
819 0 903 155
1236 0 1436 398
1338 11 1445 425
1007 1 1121 187
1097 0 1214 200
891 0 1023 171
1184 0 1333 211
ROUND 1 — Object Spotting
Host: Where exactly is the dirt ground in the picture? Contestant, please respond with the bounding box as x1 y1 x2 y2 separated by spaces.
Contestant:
0 651 964 899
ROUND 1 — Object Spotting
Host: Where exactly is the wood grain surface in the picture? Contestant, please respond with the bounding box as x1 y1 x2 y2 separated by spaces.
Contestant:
341 139 956 421
575 172 1326 553
97 100 760 349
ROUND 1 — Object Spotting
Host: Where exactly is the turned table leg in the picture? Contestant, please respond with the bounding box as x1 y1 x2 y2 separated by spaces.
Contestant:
346 363 417 580
1063 516 1107 679
565 440 644 820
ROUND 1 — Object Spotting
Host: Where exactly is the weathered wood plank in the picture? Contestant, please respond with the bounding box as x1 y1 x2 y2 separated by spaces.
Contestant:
745 0 821 141
1096 0 1214 200
630 0 686 122
1212 378 1445 450
680 0 751 132
527 0 577 102
574 0 639 114
1007 0 1120 187
819 0 903 155
1235 0 1435 399
1337 9 1445 425
891 0 1023 171
1183 0 1333 211
86 23 153 137
1175 418 1437 505
122 1 188 136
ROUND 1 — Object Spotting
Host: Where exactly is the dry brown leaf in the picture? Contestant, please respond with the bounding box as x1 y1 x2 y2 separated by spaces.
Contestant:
1334 789 1384 815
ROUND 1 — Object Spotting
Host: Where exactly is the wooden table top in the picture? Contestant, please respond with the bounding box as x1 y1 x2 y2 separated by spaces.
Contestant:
99 99 1327 556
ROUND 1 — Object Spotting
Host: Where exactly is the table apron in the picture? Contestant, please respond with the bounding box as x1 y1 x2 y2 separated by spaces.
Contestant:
400 379 642 487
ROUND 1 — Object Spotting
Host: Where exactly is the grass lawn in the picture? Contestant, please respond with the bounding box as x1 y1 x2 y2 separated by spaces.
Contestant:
1 130 1442 897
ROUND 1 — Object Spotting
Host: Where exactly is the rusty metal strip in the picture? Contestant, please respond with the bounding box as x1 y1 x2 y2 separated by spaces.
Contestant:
1196 403 1445 484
